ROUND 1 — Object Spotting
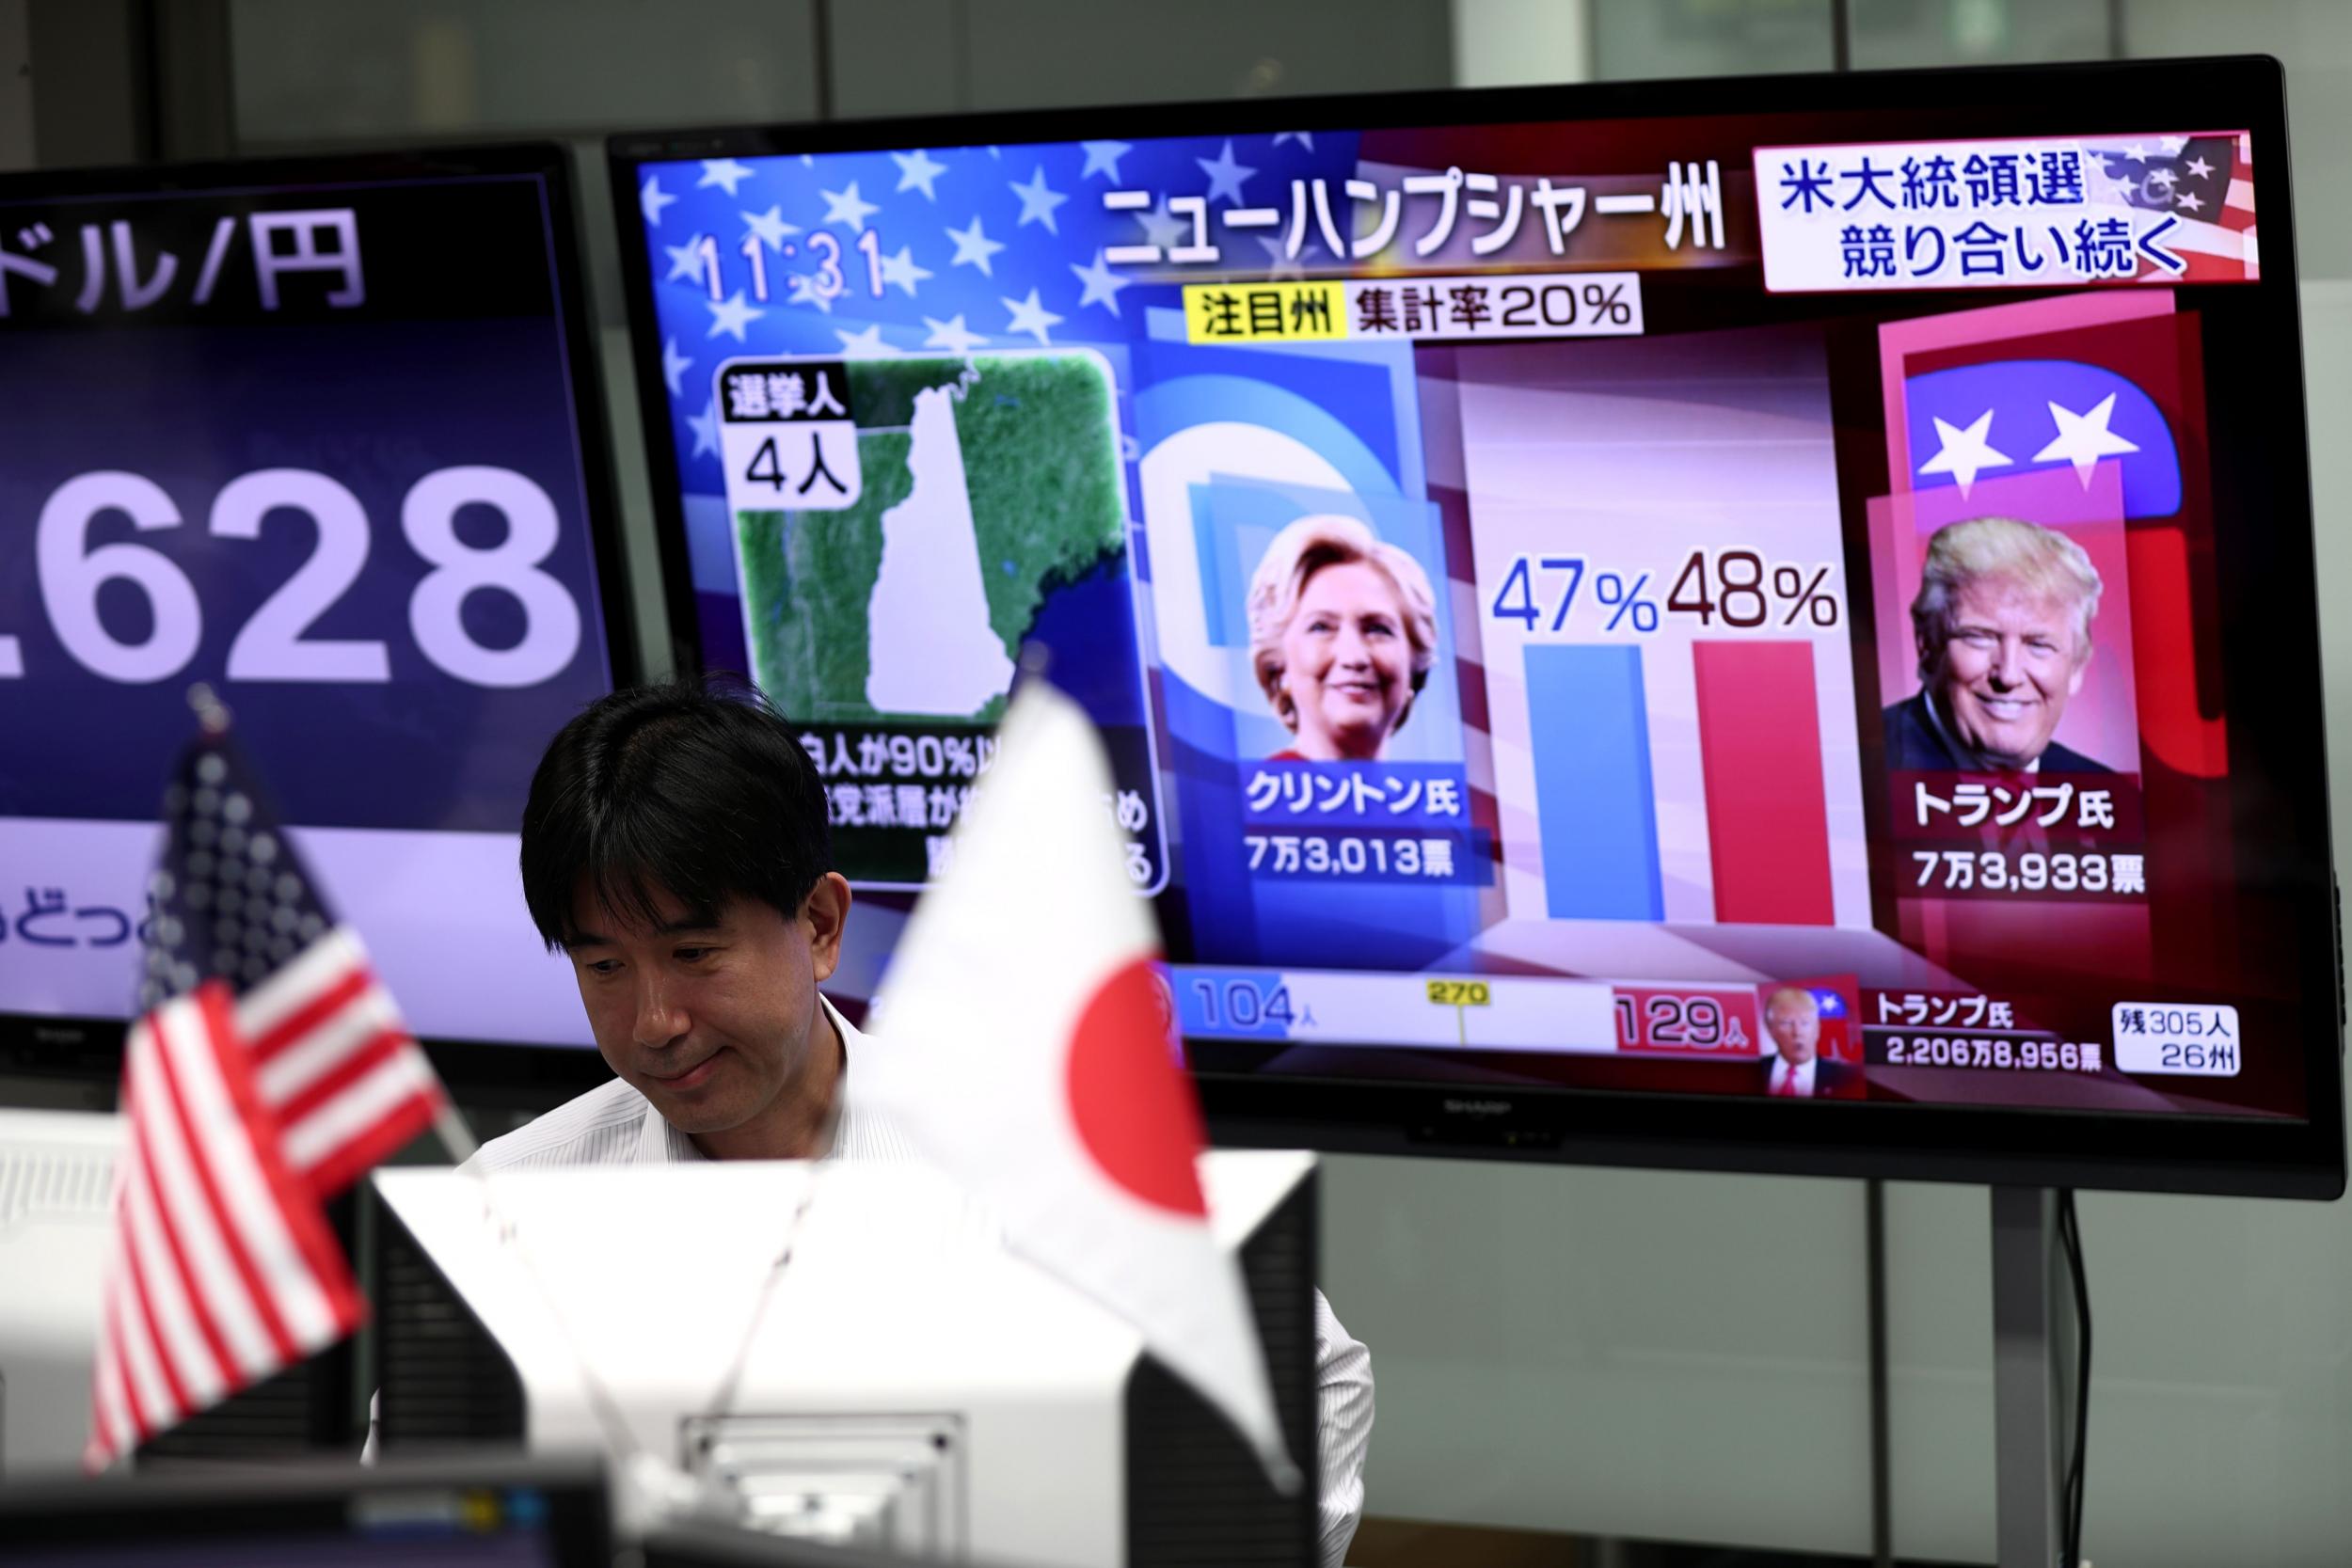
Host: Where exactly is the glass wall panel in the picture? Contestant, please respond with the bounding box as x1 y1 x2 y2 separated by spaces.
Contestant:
1591 0 1835 80
1851 0 2113 69
229 0 820 143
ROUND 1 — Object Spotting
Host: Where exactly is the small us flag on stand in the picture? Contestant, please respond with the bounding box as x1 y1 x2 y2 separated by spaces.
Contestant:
87 691 458 1468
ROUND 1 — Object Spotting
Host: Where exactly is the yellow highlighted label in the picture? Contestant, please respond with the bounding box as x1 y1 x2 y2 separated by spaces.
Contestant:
1426 979 1492 1007
1184 280 1348 343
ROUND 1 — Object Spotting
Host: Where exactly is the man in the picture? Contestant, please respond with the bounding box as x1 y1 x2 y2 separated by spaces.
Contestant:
473 680 1373 1567
1883 515 2112 773
1759 986 1858 1100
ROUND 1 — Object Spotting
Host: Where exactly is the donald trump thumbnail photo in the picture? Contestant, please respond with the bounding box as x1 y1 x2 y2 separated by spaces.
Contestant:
1761 986 1859 1100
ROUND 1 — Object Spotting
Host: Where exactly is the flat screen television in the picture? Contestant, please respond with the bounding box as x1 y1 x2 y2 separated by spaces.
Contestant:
609 56 2343 1196
0 145 631 1096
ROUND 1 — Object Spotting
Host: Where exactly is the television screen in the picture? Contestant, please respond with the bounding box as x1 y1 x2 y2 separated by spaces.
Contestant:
611 57 2342 1195
0 146 628 1072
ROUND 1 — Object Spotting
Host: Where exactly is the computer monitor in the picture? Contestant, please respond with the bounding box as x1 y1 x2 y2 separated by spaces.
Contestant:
639 1515 1043 1568
0 145 630 1100
0 1453 612 1566
0 1106 373 1476
609 56 2341 1197
0 1108 118 1477
369 1153 1320 1568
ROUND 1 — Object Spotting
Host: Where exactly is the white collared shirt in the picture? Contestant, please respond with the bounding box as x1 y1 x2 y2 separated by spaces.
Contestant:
466 996 919 1172
1768 1054 1818 1097
467 995 1374 1568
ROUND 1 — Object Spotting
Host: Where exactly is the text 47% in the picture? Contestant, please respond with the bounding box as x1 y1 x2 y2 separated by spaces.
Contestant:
1489 549 1843 636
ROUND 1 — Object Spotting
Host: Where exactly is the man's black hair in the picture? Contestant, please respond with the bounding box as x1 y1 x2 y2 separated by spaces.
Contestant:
519 676 833 949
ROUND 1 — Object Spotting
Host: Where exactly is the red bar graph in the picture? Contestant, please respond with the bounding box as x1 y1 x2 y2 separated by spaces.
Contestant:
1692 641 1834 925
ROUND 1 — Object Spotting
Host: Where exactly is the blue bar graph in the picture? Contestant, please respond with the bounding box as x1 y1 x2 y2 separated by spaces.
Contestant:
1524 644 1664 920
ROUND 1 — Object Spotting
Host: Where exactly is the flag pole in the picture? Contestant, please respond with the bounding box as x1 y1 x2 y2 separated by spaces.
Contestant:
433 1101 480 1166
187 679 480 1171
186 682 231 735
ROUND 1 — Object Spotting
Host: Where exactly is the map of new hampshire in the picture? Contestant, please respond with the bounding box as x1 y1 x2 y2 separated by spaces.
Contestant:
733 352 1129 725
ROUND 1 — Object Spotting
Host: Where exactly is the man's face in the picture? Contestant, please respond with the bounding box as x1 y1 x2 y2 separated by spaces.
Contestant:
1764 990 1821 1065
1923 578 2090 768
564 878 849 1143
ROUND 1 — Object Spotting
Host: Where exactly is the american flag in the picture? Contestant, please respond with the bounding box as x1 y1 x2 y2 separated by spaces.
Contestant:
87 982 367 1467
2093 132 2259 282
86 720 450 1466
135 726 448 1200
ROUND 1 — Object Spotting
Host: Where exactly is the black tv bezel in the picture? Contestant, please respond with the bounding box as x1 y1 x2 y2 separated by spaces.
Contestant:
606 55 2342 1199
0 141 634 1111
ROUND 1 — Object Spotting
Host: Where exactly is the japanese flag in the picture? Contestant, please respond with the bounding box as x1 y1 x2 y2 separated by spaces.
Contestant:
866 676 1297 1491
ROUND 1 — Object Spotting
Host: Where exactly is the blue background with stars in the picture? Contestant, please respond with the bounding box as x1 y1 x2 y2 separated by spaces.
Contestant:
632 132 1361 596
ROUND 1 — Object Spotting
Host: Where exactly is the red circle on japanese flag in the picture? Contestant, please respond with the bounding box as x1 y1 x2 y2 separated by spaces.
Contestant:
1064 956 1207 1218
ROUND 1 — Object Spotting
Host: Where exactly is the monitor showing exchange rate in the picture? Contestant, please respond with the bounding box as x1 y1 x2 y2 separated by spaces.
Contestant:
0 148 623 1053
618 77 2328 1133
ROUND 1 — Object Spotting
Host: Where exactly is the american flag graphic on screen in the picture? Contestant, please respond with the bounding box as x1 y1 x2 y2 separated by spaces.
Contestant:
2090 132 2258 281
135 728 447 1200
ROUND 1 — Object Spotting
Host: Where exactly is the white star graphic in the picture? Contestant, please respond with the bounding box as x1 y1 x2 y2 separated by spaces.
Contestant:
1138 200 1189 252
661 337 692 397
1915 409 2011 497
1256 234 1309 280
2150 167 2177 186
1196 139 1256 205
640 175 677 228
2161 135 2187 154
1079 140 1133 181
785 272 835 313
892 148 949 200
698 158 755 196
707 289 764 341
1009 165 1070 233
2033 393 2139 487
2176 190 2203 213
742 206 800 251
2187 155 2215 180
822 182 881 230
1271 131 1315 151
665 238 707 284
946 215 1006 276
836 323 898 357
1070 249 1131 316
877 245 934 297
2121 142 2147 162
923 313 989 354
688 397 720 458
1002 287 1064 346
